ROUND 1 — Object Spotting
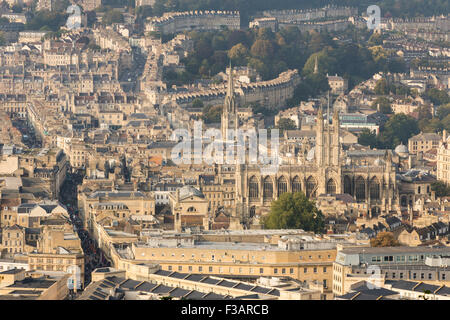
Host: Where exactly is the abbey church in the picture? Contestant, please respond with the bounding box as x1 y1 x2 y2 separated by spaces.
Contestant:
212 68 400 225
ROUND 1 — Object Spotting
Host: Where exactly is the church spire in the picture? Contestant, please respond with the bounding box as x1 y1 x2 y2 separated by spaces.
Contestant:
224 64 236 114
227 63 235 100
222 64 238 140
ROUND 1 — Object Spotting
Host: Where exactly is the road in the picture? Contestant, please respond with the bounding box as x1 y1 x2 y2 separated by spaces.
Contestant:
59 169 111 289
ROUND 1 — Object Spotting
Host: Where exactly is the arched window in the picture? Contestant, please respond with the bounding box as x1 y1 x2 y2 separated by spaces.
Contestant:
369 177 380 200
306 176 317 198
401 196 407 207
263 176 273 199
371 206 380 217
326 179 336 195
249 176 259 199
292 176 301 193
187 207 197 212
277 176 287 196
249 206 256 218
355 176 366 201
344 176 352 195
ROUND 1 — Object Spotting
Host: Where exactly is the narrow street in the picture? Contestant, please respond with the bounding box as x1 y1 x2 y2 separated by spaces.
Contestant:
59 169 111 290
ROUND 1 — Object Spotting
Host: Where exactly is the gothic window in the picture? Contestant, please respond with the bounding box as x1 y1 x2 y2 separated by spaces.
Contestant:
249 206 256 218
306 176 317 198
292 176 301 193
249 176 259 199
277 176 287 196
371 206 381 217
355 176 366 201
344 176 352 195
401 196 407 207
369 177 380 200
326 179 337 195
263 176 273 199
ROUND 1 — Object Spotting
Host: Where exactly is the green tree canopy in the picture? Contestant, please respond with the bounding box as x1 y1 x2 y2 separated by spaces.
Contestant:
192 98 204 109
431 181 450 197
437 103 450 120
374 79 388 95
378 113 420 148
250 39 274 61
424 88 450 106
26 10 67 32
228 43 249 65
276 118 297 132
302 49 336 76
371 96 392 114
370 232 400 247
358 128 378 148
263 192 324 233
202 105 222 124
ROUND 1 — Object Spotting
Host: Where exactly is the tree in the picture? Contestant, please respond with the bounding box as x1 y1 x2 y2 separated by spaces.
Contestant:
26 10 67 32
416 105 433 120
227 30 250 48
374 79 388 95
420 118 442 133
370 232 400 247
276 118 297 132
437 103 450 120
228 43 248 65
0 32 5 46
263 192 324 233
371 96 392 114
212 34 227 51
249 102 276 116
424 88 450 106
378 113 420 148
195 38 214 61
431 181 450 197
441 114 450 131
358 129 378 148
202 105 222 124
250 39 274 61
192 98 204 109
302 50 335 77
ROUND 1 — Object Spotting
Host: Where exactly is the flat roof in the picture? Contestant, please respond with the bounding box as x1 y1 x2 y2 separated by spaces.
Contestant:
340 246 450 255
136 240 332 252
0 268 25 275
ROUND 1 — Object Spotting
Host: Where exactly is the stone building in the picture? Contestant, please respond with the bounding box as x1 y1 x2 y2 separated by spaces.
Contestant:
175 68 400 228
170 185 209 232
233 107 398 220
146 11 241 34
437 131 450 184
327 74 348 95
409 132 441 155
